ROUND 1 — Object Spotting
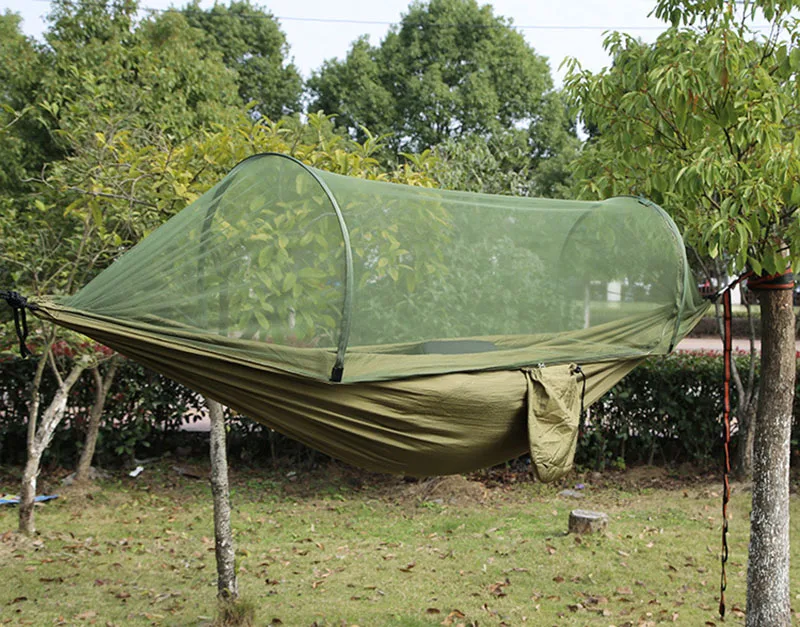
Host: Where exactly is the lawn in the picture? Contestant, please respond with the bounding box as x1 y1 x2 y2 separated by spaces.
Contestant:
1 463 798 626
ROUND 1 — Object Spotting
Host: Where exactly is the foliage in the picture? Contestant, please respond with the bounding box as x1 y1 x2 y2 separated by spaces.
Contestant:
181 0 303 119
432 90 580 198
0 352 199 467
307 0 553 153
39 0 243 141
0 12 45 196
578 352 726 470
563 2 800 276
0 0 248 303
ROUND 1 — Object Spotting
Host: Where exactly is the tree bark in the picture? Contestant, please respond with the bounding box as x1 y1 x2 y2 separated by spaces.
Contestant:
20 360 88 535
75 356 119 483
745 289 794 626
733 399 757 480
207 398 238 599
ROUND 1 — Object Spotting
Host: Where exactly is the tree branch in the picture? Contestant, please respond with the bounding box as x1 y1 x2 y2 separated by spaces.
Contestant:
66 187 157 208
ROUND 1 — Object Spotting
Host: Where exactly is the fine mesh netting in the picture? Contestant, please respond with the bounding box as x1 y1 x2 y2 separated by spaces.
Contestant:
50 152 707 383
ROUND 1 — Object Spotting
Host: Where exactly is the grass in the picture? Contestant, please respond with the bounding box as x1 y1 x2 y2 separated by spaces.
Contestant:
1 463 799 626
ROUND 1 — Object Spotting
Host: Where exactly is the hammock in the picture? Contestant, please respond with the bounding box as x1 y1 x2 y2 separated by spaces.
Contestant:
10 153 709 479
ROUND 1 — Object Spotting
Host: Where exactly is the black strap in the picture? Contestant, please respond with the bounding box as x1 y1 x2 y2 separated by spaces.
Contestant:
0 290 36 358
573 364 587 429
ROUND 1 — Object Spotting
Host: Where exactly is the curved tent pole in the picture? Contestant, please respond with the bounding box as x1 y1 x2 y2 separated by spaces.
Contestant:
556 196 690 351
196 153 355 383
633 197 689 351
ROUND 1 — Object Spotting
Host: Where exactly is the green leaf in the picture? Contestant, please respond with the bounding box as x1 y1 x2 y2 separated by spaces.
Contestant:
254 311 270 331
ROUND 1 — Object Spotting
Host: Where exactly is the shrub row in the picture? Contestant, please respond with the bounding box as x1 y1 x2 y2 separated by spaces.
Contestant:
577 351 800 470
0 352 797 471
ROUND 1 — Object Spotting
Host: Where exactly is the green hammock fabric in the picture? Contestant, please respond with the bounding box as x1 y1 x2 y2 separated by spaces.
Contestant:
29 153 709 479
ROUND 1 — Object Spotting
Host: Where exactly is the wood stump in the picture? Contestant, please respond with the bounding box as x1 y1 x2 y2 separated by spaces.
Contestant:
568 509 608 534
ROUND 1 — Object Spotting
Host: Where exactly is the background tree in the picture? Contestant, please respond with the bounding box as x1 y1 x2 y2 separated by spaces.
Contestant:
564 1 800 622
307 0 553 153
433 91 579 198
182 0 303 119
0 12 47 198
0 0 247 534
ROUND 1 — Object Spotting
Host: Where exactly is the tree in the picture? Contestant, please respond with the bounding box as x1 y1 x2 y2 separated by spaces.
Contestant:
182 0 302 119
0 12 48 197
74 356 119 483
307 0 552 153
38 0 242 142
0 0 249 534
564 1 800 622
433 91 579 198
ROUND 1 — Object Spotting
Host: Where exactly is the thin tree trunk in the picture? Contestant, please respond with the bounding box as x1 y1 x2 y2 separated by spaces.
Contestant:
27 336 55 451
20 360 88 535
731 297 759 479
207 398 238 599
75 356 119 483
733 399 757 480
745 289 794 626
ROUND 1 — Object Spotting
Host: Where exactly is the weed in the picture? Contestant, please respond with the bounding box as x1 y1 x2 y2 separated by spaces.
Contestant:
214 597 257 626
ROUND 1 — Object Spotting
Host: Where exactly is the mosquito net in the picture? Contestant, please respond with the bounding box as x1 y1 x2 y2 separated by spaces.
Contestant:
37 152 707 384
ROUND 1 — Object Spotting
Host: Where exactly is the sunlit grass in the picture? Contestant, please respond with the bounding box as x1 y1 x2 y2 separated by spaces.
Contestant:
0 463 797 625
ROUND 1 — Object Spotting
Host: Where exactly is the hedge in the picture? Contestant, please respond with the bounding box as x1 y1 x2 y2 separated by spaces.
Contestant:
0 351 798 470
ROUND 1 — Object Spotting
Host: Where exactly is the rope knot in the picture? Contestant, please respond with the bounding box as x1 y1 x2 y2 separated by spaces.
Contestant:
4 291 28 309
1 289 34 358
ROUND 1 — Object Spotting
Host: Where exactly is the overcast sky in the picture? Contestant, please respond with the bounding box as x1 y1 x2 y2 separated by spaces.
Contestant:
1 0 678 86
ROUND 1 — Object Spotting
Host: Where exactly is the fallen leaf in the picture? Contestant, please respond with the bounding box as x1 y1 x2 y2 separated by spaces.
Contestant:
488 580 509 596
426 608 441 614
399 562 416 572
440 609 466 626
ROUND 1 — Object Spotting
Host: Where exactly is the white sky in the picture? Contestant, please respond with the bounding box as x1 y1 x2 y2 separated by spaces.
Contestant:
1 0 674 86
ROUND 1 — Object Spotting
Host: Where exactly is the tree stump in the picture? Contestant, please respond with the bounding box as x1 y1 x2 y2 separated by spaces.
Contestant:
568 509 608 534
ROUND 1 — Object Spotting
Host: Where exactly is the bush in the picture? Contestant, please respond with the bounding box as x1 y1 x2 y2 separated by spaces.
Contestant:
577 351 800 471
0 354 325 469
0 355 198 466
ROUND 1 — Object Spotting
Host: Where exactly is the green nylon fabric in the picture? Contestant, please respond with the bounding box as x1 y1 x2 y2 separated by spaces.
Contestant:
44 297 644 478
28 152 710 478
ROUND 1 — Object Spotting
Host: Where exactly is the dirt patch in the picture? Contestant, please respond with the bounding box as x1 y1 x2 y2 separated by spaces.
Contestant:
0 528 43 560
400 475 487 507
623 465 669 484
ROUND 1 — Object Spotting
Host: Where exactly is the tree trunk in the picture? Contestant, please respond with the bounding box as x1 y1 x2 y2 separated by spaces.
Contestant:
75 357 119 483
720 286 758 481
745 289 794 626
732 398 757 480
20 360 88 535
207 398 238 599
18 445 45 536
